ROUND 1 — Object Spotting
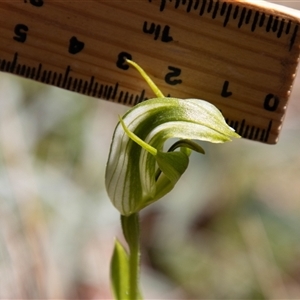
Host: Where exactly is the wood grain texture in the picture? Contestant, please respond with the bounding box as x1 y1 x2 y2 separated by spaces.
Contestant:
0 0 300 144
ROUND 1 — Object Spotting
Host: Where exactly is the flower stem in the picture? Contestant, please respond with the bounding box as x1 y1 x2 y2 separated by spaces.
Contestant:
121 213 141 300
125 59 165 98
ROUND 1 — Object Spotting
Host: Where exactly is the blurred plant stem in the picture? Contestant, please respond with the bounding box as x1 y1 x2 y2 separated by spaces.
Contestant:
121 213 142 300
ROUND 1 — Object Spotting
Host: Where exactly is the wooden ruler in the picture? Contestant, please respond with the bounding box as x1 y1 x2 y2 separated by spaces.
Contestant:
0 0 300 144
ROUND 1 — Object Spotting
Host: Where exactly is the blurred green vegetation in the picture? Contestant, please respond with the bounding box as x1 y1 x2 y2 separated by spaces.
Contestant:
1 2 300 298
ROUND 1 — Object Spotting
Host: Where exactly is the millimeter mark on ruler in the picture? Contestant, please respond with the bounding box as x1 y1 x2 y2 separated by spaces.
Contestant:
0 0 300 144
156 0 298 50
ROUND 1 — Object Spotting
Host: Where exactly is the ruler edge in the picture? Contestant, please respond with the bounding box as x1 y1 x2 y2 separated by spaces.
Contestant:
230 0 300 22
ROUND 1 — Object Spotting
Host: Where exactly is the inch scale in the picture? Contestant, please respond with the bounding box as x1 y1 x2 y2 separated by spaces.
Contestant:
0 0 300 144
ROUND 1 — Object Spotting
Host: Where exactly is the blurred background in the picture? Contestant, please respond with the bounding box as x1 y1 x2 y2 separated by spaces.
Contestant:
0 1 300 299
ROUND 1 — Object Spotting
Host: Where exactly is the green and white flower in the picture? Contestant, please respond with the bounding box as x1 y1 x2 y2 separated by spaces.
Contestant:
105 60 240 216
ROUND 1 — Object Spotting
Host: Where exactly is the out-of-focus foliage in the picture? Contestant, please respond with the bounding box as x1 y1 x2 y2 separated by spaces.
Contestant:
0 1 300 298
0 75 122 298
110 239 130 300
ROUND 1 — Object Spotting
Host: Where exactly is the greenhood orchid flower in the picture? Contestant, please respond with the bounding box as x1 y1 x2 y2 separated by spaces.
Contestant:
105 60 240 216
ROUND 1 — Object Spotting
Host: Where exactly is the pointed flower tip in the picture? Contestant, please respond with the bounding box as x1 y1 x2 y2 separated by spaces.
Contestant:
229 127 241 140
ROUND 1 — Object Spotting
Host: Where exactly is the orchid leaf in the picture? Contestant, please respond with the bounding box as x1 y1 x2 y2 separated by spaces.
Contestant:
110 239 129 300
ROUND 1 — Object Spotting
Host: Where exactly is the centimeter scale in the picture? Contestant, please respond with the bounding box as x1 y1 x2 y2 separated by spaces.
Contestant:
0 0 300 144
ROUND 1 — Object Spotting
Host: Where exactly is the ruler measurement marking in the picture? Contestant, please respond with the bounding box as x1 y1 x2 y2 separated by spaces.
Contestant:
46 70 52 84
87 76 95 96
62 65 71 89
220 2 226 16
103 85 108 99
136 10 294 68
277 18 285 38
286 20 291 34
193 0 199 11
105 0 290 66
249 126 255 140
156 50 284 109
0 13 292 91
98 84 104 100
41 69 46 83
77 79 83 94
21 65 26 76
200 0 207 16
143 0 299 127
259 12 265 27
224 116 271 142
98 84 103 99
91 82 97 98
112 83 119 101
251 11 260 31
0 1 299 144
35 63 41 81
72 78 78 92
154 0 298 50
25 66 31 79
0 51 282 134
111 10 289 79
223 4 232 27
82 80 88 95
51 72 57 86
0 4 131 71
187 0 193 12
0 51 117 100
30 66 36 79
66 77 72 91
238 7 247 28
290 24 299 51
57 73 62 88
254 127 259 140
245 9 252 25
118 91 124 103
266 14 273 32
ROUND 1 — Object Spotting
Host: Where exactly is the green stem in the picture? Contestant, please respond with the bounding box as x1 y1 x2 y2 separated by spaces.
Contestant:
121 213 141 300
